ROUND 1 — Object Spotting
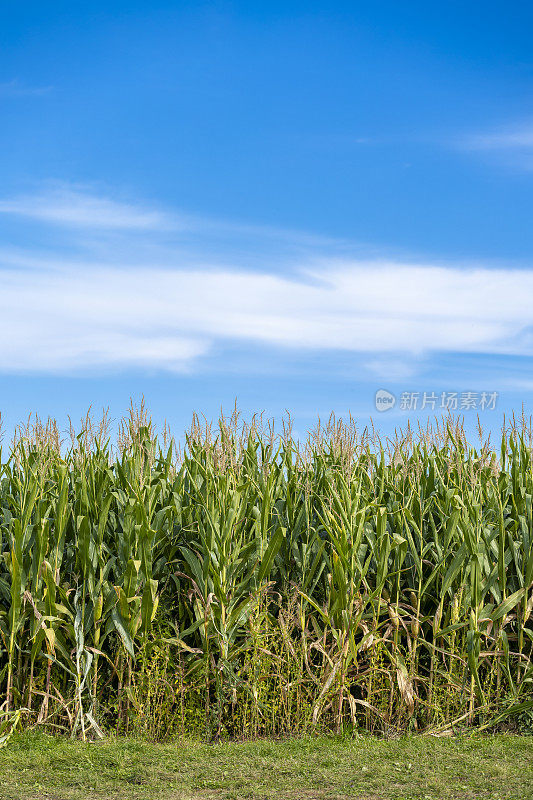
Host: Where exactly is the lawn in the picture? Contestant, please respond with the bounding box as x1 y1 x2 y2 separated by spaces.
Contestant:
0 733 531 800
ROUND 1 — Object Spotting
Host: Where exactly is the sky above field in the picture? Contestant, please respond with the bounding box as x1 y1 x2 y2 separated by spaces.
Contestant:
1 1 533 443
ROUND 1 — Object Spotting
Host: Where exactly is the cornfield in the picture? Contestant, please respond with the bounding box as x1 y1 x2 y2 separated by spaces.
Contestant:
0 404 532 741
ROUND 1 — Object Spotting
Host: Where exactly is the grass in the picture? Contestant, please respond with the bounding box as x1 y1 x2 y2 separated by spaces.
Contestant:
0 732 532 800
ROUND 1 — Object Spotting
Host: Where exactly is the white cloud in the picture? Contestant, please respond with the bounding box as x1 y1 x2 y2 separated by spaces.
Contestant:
0 79 53 97
1 257 533 374
459 122 533 151
499 377 533 391
363 358 420 381
0 183 354 260
0 185 175 230
1 183 532 375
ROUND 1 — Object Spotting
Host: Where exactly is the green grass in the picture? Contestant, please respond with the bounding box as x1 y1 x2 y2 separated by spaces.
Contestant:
1 733 532 800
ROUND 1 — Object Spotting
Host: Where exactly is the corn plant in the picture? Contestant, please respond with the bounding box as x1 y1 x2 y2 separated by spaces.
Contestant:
0 407 530 739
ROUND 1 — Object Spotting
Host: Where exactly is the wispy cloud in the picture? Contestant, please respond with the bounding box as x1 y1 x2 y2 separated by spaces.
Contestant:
0 79 53 97
1 184 532 375
0 184 352 259
0 184 176 231
1 259 532 373
362 358 420 381
459 121 533 154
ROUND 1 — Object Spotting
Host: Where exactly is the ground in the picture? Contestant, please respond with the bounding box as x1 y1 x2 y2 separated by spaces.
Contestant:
0 732 531 800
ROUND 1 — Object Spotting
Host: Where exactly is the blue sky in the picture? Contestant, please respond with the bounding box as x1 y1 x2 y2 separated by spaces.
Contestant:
1 1 533 443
